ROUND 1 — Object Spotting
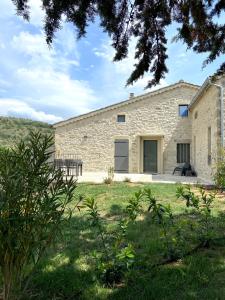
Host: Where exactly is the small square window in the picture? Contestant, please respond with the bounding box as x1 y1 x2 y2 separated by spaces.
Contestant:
179 105 188 117
117 115 125 122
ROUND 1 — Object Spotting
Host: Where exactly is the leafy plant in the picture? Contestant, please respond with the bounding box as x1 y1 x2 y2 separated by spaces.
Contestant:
103 167 114 184
144 188 180 260
0 131 76 300
108 167 114 181
214 149 225 190
103 177 113 185
176 185 215 247
126 190 144 221
83 190 144 285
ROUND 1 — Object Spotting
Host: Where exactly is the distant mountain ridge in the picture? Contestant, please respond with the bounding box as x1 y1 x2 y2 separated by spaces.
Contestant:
0 116 53 148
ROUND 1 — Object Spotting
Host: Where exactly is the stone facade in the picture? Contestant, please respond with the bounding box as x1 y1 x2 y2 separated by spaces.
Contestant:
54 82 199 174
190 78 225 181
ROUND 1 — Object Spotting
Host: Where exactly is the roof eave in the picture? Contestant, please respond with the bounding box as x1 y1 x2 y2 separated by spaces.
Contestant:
189 77 211 111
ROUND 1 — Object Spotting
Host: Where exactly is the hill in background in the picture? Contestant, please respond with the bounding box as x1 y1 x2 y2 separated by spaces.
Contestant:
0 116 54 148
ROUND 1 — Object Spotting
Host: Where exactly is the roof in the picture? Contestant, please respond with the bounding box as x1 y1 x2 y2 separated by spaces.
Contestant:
53 81 200 128
189 77 211 110
189 75 225 110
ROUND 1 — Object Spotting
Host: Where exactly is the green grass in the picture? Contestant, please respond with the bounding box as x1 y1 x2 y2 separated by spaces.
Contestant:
8 183 225 299
0 116 53 148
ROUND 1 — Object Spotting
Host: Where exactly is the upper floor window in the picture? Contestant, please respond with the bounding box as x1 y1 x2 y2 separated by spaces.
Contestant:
117 114 125 123
179 105 188 117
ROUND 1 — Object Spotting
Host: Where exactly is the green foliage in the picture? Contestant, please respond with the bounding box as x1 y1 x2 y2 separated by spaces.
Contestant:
144 188 184 260
103 177 113 185
176 185 199 209
83 191 144 286
214 150 225 190
8 182 225 299
108 167 114 181
0 131 76 300
176 185 215 247
126 190 144 221
103 167 114 184
12 1 225 88
0 116 53 148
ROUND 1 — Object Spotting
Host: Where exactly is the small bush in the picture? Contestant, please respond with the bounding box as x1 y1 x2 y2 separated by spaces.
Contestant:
214 149 225 190
176 185 215 247
103 167 115 184
108 167 114 181
0 131 76 300
83 191 145 285
103 177 113 184
123 177 131 183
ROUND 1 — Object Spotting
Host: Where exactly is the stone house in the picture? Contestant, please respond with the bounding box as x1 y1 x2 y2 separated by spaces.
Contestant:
53 76 225 182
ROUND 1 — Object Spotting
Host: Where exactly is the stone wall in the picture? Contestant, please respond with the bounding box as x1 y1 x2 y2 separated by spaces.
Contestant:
190 85 221 181
55 83 198 174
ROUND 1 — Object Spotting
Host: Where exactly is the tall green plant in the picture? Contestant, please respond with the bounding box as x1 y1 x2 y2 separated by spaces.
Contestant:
176 185 215 247
0 131 76 300
83 191 144 285
144 188 179 260
214 149 225 190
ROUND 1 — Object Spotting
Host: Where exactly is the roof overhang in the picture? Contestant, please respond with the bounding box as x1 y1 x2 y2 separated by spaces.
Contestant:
189 77 212 111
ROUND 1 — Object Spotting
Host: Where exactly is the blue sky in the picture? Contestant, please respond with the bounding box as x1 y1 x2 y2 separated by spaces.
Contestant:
0 0 224 123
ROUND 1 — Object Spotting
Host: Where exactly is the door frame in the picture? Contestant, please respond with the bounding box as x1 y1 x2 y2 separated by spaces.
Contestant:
139 136 163 174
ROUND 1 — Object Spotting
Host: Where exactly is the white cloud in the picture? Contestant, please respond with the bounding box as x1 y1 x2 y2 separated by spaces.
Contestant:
12 31 56 60
14 67 97 114
0 0 44 27
0 98 62 123
0 0 174 123
0 0 15 19
11 30 79 70
5 29 97 119
93 39 168 101
28 0 45 27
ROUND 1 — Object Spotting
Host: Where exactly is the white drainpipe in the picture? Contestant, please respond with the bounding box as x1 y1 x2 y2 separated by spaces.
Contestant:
210 81 224 148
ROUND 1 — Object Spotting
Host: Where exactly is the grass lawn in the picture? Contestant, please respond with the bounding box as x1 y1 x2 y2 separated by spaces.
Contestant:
22 183 225 299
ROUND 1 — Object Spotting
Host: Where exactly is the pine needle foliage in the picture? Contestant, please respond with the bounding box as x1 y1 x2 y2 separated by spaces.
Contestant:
12 0 225 88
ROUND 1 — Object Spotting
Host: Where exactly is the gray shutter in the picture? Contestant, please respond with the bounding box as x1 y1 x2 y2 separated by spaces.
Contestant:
114 139 129 173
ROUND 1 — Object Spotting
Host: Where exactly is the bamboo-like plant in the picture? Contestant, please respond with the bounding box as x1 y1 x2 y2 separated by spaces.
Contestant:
0 131 76 300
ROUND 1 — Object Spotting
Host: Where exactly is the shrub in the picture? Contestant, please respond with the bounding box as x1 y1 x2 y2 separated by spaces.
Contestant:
83 191 145 285
144 188 182 260
103 167 114 184
214 149 225 190
176 185 215 247
0 131 76 300
123 177 131 183
103 177 113 184
108 167 114 181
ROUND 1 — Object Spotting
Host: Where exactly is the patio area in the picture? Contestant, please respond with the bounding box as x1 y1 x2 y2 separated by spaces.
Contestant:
74 172 213 185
